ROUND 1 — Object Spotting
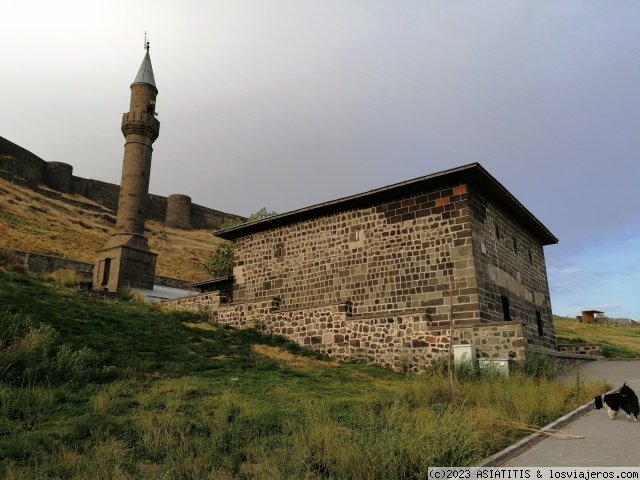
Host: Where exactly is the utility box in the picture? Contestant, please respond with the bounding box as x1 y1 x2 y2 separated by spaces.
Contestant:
478 357 512 376
453 344 477 367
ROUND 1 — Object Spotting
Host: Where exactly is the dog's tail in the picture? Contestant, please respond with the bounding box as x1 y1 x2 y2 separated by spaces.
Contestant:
619 383 636 397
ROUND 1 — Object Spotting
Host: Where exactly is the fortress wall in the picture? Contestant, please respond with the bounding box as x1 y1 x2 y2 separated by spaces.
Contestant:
45 162 73 193
1 136 242 230
191 204 243 230
0 136 47 184
147 194 168 223
72 177 120 211
166 194 192 229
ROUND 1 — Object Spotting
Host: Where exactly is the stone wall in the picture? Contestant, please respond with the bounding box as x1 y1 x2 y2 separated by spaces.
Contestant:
164 292 527 372
232 182 481 326
557 343 602 356
0 135 242 230
467 184 556 350
12 249 192 290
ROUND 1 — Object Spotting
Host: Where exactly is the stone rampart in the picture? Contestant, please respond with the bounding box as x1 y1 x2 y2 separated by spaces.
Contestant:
0 135 243 230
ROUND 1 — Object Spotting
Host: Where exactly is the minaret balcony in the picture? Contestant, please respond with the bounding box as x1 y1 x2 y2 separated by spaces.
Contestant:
121 112 160 142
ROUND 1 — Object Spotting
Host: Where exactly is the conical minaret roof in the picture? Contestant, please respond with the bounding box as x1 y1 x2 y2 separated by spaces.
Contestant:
133 48 156 88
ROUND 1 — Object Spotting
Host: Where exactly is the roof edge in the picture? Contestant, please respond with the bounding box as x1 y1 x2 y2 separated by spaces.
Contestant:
214 163 558 246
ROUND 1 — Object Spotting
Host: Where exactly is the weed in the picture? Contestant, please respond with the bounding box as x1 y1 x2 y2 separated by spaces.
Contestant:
45 269 80 287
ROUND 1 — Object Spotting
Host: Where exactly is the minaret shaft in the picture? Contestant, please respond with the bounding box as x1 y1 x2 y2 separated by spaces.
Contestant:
93 47 160 292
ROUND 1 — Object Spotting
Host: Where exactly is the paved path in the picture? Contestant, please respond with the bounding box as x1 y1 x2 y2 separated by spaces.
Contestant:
501 360 640 467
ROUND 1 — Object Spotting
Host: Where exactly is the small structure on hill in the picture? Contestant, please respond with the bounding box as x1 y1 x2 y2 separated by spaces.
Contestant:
579 310 604 323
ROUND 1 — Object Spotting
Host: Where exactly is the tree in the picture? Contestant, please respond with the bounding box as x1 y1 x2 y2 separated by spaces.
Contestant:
203 208 277 278
203 241 234 278
220 207 278 229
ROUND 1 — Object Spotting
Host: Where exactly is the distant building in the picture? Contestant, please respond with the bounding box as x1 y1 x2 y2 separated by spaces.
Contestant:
579 310 604 323
202 163 558 371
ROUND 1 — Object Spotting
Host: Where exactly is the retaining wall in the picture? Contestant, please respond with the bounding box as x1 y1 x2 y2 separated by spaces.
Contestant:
12 249 192 290
164 292 527 373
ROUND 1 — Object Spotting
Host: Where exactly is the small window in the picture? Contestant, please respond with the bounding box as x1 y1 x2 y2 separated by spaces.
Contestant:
495 224 500 239
536 311 544 336
512 237 518 254
501 295 511 322
349 227 361 242
274 242 285 259
528 248 533 264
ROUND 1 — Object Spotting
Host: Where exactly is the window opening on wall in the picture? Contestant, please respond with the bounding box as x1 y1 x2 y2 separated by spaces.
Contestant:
495 224 500 239
501 295 511 321
536 311 544 336
349 227 361 243
512 237 518 254
528 248 533 264
274 242 285 259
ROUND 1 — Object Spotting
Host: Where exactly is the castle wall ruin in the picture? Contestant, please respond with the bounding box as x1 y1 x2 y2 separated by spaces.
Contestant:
0 135 242 230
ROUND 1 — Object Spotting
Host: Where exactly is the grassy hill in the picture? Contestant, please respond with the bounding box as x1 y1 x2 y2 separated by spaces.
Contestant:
0 270 606 478
0 177 221 281
554 315 640 358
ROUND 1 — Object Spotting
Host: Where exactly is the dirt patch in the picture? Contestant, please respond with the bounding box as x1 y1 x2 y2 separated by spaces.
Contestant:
252 344 340 369
183 322 217 330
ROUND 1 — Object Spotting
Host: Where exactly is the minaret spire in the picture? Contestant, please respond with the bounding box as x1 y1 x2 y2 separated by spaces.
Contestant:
93 42 161 292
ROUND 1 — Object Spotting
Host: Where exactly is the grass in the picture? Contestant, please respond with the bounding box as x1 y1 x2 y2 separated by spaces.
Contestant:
0 270 609 478
0 177 220 281
554 315 640 358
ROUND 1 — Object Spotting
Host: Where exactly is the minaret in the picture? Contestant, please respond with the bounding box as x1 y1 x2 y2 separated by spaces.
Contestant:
93 40 160 292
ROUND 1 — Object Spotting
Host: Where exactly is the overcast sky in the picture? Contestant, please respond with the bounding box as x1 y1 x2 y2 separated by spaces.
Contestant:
2 1 639 319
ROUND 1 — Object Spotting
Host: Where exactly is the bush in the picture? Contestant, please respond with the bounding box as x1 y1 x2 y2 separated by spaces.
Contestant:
517 348 557 380
45 269 80 287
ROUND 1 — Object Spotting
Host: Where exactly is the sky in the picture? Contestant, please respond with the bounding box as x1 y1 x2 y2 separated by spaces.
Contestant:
1 1 639 319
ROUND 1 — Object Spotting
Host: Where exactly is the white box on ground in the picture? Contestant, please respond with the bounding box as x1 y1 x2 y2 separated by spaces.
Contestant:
478 357 512 375
453 344 477 366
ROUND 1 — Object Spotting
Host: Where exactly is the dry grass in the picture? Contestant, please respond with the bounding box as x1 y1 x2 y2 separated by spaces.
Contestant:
0 178 222 281
253 344 341 369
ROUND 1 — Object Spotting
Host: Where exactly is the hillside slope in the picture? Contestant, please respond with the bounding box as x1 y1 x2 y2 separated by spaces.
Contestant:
0 177 220 281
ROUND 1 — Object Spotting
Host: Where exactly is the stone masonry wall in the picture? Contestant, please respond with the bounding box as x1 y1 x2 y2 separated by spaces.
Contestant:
467 185 557 350
233 182 482 327
164 293 527 372
557 343 602 356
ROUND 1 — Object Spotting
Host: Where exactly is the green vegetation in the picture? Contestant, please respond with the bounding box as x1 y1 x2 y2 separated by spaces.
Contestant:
0 271 607 478
204 208 277 278
554 315 640 358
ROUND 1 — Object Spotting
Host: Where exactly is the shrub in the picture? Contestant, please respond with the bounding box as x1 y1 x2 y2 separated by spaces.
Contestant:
517 348 557 380
45 269 80 287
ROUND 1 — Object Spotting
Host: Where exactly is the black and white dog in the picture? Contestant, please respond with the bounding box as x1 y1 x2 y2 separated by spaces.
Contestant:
594 383 640 421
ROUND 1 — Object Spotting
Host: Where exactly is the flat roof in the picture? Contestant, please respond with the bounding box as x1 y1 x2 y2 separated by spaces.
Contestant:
214 163 558 245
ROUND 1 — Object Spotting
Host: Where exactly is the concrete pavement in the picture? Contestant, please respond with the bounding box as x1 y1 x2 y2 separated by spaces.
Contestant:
486 360 640 467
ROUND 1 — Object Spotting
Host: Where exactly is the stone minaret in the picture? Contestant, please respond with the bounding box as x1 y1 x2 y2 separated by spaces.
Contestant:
93 41 160 292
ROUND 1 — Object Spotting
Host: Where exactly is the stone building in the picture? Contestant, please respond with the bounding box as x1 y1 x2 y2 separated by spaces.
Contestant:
169 164 558 371
93 42 160 291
